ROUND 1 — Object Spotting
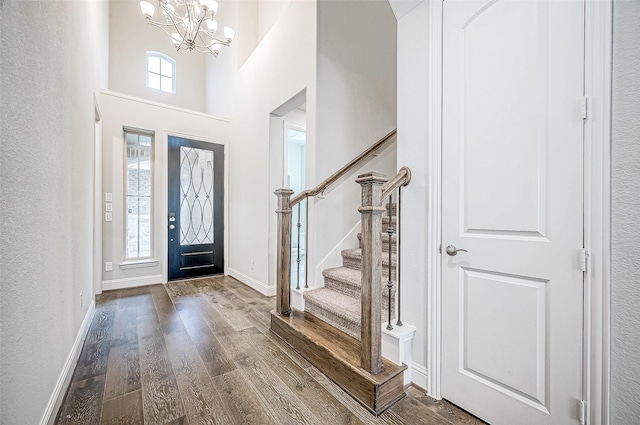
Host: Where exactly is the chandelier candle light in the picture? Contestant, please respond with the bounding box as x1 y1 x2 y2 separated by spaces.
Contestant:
140 0 235 56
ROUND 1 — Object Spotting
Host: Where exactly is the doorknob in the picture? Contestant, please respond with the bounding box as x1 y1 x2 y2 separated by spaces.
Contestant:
445 245 468 256
169 224 175 230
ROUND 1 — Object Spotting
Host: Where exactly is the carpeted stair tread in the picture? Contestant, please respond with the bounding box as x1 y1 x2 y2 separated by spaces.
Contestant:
304 288 361 339
342 248 397 272
323 267 396 299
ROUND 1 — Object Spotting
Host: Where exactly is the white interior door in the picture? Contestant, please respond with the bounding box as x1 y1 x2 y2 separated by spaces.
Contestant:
441 1 585 424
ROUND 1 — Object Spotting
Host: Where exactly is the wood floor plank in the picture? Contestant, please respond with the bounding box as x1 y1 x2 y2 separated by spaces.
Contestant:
56 376 106 425
240 327 364 425
100 389 143 425
56 276 488 425
227 328 324 425
138 297 185 425
104 296 140 400
175 299 237 378
212 369 278 425
163 329 234 425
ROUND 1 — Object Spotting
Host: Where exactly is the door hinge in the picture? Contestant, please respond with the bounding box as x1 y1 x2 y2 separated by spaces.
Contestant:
580 248 589 272
581 97 588 120
579 399 587 425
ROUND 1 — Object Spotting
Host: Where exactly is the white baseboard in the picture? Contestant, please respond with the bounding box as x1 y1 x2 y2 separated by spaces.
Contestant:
101 274 163 291
41 301 96 425
228 268 275 296
409 362 428 391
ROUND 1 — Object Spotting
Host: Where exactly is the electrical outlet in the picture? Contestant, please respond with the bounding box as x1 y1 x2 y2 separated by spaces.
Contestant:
80 292 83 308
105 262 113 272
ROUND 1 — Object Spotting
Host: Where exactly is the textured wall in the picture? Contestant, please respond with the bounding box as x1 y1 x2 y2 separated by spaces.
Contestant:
396 0 429 388
0 1 108 424
611 0 640 423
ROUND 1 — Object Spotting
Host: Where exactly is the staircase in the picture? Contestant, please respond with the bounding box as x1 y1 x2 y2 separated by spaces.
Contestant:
270 136 411 416
271 177 408 415
303 205 397 340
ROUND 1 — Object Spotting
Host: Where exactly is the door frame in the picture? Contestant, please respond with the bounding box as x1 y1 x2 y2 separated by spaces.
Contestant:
160 130 230 283
425 1 612 424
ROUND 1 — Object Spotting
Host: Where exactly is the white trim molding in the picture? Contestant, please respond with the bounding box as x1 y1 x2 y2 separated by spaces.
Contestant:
583 0 613 423
41 301 96 425
427 0 443 400
410 362 429 392
228 268 276 297
102 274 163 291
100 90 230 123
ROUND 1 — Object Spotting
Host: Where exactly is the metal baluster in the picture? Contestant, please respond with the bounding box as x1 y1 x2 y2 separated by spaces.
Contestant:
396 187 403 327
387 193 394 331
304 197 309 288
295 203 301 290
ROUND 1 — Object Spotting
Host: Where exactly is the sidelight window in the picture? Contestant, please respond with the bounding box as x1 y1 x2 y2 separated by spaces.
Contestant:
124 127 154 260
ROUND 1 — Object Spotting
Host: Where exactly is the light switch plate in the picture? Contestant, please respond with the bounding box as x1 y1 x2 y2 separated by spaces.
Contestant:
105 202 112 212
105 212 113 222
105 192 112 202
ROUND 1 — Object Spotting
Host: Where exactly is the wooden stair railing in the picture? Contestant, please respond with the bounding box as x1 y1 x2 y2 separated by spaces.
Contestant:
356 168 411 374
275 128 397 315
274 129 410 376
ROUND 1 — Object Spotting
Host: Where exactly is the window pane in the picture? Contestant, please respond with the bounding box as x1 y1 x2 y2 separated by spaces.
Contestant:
161 59 173 77
126 158 139 196
126 133 139 144
148 55 160 74
148 73 160 90
139 153 151 196
124 129 154 259
126 196 139 258
138 196 152 257
161 76 173 93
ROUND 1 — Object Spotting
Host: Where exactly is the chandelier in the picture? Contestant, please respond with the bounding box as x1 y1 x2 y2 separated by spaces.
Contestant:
140 0 235 56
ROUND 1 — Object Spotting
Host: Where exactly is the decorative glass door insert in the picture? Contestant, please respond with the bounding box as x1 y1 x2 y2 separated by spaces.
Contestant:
180 147 215 245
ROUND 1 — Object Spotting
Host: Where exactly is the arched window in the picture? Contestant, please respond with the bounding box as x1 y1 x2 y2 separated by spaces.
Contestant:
146 51 176 93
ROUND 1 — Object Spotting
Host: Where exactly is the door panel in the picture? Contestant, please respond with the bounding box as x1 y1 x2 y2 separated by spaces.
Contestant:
441 1 584 424
168 136 224 280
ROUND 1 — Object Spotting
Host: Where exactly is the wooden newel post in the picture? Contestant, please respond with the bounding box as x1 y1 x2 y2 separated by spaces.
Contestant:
275 188 294 315
356 172 388 374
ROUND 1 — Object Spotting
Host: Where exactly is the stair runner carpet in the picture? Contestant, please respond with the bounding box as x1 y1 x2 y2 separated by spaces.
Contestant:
304 205 397 340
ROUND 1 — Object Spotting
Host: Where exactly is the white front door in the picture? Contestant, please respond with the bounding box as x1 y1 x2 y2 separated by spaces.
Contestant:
441 1 585 424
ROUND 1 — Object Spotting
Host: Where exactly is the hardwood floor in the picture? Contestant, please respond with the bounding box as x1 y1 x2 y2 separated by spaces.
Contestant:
55 276 485 425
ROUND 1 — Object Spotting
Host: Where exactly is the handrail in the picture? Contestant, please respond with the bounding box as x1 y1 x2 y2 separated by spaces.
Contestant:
382 166 411 199
290 129 397 207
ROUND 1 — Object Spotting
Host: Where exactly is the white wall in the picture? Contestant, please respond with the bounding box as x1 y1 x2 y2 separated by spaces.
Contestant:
100 91 230 290
228 0 317 295
109 0 206 111
311 0 398 287
395 0 429 388
610 1 640 422
205 0 238 118
0 1 109 423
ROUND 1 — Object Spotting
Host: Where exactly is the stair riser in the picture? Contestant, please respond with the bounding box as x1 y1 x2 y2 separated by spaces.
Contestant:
357 233 397 253
343 257 397 275
324 277 397 300
304 300 396 342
